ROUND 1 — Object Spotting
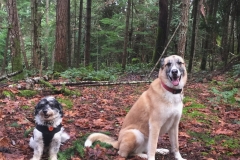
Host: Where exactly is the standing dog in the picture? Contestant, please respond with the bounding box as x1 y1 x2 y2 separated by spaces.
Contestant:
29 96 70 160
85 55 187 160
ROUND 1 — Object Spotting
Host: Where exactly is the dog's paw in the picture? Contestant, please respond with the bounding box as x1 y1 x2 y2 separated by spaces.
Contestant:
174 151 186 160
135 153 148 159
156 148 169 155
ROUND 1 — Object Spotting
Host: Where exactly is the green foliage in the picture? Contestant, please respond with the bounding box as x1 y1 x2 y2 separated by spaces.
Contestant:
61 67 118 81
18 90 38 98
125 63 153 74
189 131 240 154
3 91 14 99
57 98 73 109
210 87 238 104
21 105 30 110
24 127 34 138
233 64 240 76
10 122 21 128
58 134 89 160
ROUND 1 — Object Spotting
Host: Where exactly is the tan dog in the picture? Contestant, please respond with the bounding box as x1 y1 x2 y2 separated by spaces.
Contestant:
85 55 187 160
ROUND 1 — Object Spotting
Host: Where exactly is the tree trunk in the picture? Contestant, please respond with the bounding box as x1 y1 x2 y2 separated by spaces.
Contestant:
1 28 10 75
75 0 83 68
177 0 190 57
6 0 23 80
122 0 131 70
188 0 201 73
32 0 41 70
67 0 71 67
152 0 168 64
54 0 69 72
84 0 92 67
220 1 231 66
44 0 49 69
18 18 29 70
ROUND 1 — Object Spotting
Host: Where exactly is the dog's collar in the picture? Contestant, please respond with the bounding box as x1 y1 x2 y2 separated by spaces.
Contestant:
161 81 182 94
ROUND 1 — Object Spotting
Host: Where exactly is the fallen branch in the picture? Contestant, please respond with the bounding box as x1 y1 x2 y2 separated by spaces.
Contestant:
39 79 80 96
51 81 152 87
0 70 23 81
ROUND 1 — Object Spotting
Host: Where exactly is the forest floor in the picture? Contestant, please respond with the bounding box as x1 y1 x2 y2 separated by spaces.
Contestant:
0 72 239 160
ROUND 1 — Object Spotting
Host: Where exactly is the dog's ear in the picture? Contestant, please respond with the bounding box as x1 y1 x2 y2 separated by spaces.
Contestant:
56 101 63 117
160 58 165 69
34 103 41 115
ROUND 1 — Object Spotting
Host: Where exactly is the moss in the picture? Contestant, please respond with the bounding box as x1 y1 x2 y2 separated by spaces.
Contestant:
3 90 14 98
57 98 73 109
10 122 21 127
21 105 30 110
18 90 38 97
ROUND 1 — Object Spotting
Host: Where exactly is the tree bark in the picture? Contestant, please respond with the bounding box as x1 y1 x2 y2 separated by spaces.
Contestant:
54 0 69 72
75 0 83 68
6 0 23 80
177 0 190 57
84 0 92 67
188 0 200 73
1 28 10 75
122 0 131 70
152 0 168 64
32 0 41 70
67 0 71 67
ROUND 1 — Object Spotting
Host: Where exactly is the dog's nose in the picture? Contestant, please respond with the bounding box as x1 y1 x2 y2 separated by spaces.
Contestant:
171 69 178 75
43 108 48 115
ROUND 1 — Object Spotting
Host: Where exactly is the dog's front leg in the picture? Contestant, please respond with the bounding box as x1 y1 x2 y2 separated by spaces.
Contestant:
49 134 61 160
168 124 186 160
30 142 44 160
147 122 160 160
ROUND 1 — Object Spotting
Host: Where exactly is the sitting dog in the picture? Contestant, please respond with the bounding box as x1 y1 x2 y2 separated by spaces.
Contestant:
29 96 70 160
85 55 187 160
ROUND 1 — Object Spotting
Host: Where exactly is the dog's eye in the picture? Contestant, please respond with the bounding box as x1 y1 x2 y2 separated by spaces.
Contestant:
177 61 183 65
166 62 172 67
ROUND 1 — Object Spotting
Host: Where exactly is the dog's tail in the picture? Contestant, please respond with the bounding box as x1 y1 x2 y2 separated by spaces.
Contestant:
84 133 119 149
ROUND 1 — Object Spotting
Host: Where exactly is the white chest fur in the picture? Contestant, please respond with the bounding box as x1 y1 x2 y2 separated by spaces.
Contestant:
159 92 183 135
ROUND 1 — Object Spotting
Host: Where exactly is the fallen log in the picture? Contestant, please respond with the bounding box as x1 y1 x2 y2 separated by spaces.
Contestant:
0 70 23 81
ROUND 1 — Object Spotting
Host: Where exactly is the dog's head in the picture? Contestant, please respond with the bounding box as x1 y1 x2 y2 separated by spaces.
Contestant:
159 55 187 89
35 96 63 125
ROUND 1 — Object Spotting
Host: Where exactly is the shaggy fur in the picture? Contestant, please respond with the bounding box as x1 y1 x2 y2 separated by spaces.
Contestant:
29 96 70 160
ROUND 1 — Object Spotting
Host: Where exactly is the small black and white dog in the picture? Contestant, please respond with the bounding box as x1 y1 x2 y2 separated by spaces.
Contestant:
29 96 70 160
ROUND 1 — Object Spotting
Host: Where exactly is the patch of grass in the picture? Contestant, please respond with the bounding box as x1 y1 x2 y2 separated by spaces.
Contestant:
18 90 38 97
10 122 21 127
21 105 30 110
24 128 34 137
57 98 73 109
222 137 240 150
58 134 89 160
3 90 14 98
